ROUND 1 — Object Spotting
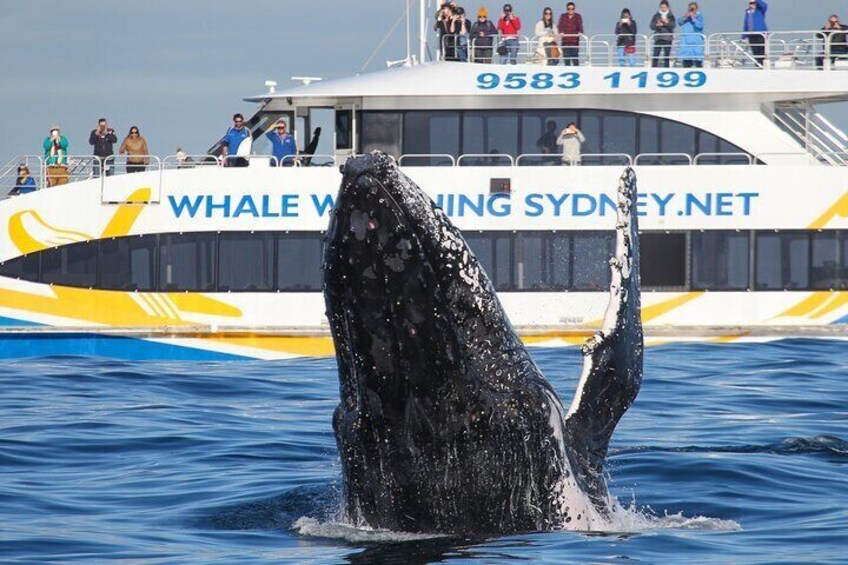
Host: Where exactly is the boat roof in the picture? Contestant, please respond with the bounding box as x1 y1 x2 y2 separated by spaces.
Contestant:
246 62 848 109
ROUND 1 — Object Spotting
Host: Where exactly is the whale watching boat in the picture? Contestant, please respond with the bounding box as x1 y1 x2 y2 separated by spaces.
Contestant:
1 8 846 359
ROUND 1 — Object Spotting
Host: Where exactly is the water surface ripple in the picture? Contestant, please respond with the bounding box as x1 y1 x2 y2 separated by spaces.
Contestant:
0 339 846 564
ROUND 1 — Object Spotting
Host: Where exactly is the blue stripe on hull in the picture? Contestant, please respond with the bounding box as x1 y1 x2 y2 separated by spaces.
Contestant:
0 334 248 361
0 315 42 327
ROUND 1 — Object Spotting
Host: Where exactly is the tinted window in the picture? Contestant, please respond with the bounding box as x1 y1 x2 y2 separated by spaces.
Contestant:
572 233 613 290
404 111 460 157
101 235 157 291
219 233 274 291
811 232 840 289
642 232 686 288
159 233 216 291
549 234 571 290
692 232 750 290
517 233 544 290
278 234 323 291
465 233 494 278
462 112 518 156
335 110 353 150
41 240 98 288
494 234 513 290
755 232 809 290
0 254 40 282
361 112 402 157
602 113 637 156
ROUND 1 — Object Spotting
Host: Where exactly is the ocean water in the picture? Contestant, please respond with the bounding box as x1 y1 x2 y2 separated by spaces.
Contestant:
1 339 846 564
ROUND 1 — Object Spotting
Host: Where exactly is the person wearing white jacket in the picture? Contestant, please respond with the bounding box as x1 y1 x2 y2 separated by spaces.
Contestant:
557 123 586 165
535 7 560 65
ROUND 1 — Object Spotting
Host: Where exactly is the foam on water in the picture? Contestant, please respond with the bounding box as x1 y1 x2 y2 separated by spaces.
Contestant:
292 517 448 543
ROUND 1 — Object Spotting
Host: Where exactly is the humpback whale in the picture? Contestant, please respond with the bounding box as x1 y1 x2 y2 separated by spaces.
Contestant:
323 153 642 534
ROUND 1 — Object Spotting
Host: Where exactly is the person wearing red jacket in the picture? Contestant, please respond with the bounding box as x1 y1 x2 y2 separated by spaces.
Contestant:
497 3 522 64
558 2 584 66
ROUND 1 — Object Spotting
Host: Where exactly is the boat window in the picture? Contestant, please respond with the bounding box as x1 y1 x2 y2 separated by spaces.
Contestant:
811 231 840 289
0 253 40 282
41 240 98 288
755 232 810 290
493 234 513 291
219 233 275 292
601 113 637 156
463 112 519 156
642 232 687 288
335 110 353 150
572 232 614 291
404 111 460 160
517 233 545 290
464 233 494 276
159 233 216 292
549 234 572 290
692 231 750 290
361 112 402 157
578 111 602 154
101 236 157 291
278 234 323 291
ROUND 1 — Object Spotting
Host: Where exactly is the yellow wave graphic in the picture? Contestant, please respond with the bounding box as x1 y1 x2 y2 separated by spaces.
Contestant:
808 192 848 229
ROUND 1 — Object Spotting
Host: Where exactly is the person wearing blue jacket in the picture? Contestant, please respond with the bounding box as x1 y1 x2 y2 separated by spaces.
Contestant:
265 120 298 167
743 0 768 68
678 2 705 68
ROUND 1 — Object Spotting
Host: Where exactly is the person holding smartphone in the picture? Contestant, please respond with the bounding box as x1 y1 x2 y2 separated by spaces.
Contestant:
557 122 586 166
497 3 522 64
649 1 676 68
818 14 848 69
678 2 705 68
615 8 638 67
43 125 69 187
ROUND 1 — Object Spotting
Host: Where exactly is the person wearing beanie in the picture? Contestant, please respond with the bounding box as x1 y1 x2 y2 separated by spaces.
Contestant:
470 7 497 63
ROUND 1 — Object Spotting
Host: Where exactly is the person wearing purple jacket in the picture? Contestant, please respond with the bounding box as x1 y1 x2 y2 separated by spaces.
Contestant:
743 0 768 68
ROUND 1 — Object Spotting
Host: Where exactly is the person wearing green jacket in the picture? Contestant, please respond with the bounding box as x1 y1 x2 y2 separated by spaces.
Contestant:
43 125 69 187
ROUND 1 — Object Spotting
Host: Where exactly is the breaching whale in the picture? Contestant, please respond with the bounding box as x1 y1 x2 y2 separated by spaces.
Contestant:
323 153 643 534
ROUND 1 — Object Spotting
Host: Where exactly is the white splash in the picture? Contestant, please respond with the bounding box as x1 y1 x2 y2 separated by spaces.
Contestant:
292 517 448 543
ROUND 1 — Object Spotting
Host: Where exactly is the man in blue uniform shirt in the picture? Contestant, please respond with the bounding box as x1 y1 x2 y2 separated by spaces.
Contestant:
743 0 768 68
266 120 298 166
221 113 251 167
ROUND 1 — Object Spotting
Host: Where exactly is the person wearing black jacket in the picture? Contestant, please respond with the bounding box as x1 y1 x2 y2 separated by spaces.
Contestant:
615 9 638 67
649 1 676 67
470 8 497 63
89 118 118 177
817 14 848 69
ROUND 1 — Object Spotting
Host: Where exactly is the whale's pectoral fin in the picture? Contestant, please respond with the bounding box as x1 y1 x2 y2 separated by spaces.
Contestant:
564 168 644 511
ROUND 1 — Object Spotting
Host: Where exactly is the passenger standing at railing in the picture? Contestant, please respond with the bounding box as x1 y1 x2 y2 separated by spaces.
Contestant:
221 113 251 168
470 8 497 63
42 125 69 187
743 0 768 68
557 2 583 66
535 8 560 65
817 15 848 69
9 165 36 196
557 122 585 166
435 4 456 60
119 127 150 174
497 4 521 65
616 9 638 67
89 118 117 177
677 3 705 68
266 120 298 167
451 7 471 62
650 1 676 68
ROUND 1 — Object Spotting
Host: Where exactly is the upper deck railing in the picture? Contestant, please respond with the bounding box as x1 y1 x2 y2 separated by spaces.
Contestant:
3 149 845 201
439 29 848 70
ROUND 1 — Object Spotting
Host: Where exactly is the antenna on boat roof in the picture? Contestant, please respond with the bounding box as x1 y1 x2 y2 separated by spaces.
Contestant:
291 76 323 86
264 80 278 94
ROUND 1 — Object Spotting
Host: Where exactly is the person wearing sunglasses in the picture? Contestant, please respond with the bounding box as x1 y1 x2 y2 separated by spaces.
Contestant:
119 126 150 174
743 0 768 68
535 7 560 65
470 8 497 63
558 2 583 66
221 113 250 167
265 119 298 167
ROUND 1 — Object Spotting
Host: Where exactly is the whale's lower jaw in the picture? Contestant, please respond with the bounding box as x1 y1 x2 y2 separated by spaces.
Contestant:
324 154 642 534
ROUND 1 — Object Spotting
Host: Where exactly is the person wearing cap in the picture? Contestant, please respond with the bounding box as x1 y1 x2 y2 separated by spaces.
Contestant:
497 3 522 64
818 14 848 69
743 0 768 68
42 125 69 187
470 8 497 63
9 165 37 196
265 120 298 167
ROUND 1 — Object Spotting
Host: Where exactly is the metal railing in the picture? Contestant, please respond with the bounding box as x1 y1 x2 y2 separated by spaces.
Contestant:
437 29 848 70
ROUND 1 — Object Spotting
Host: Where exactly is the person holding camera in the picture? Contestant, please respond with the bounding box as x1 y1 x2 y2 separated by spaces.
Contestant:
650 1 676 68
743 0 768 68
556 122 585 166
497 4 522 64
42 125 69 187
818 15 848 69
615 8 638 67
89 118 118 177
435 4 456 60
450 7 471 62
470 8 497 63
678 3 705 68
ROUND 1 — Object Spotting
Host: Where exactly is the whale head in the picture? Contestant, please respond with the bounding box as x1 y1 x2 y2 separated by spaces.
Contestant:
323 153 642 534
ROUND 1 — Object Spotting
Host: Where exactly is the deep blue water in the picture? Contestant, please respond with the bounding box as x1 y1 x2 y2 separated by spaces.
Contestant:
1 339 846 564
